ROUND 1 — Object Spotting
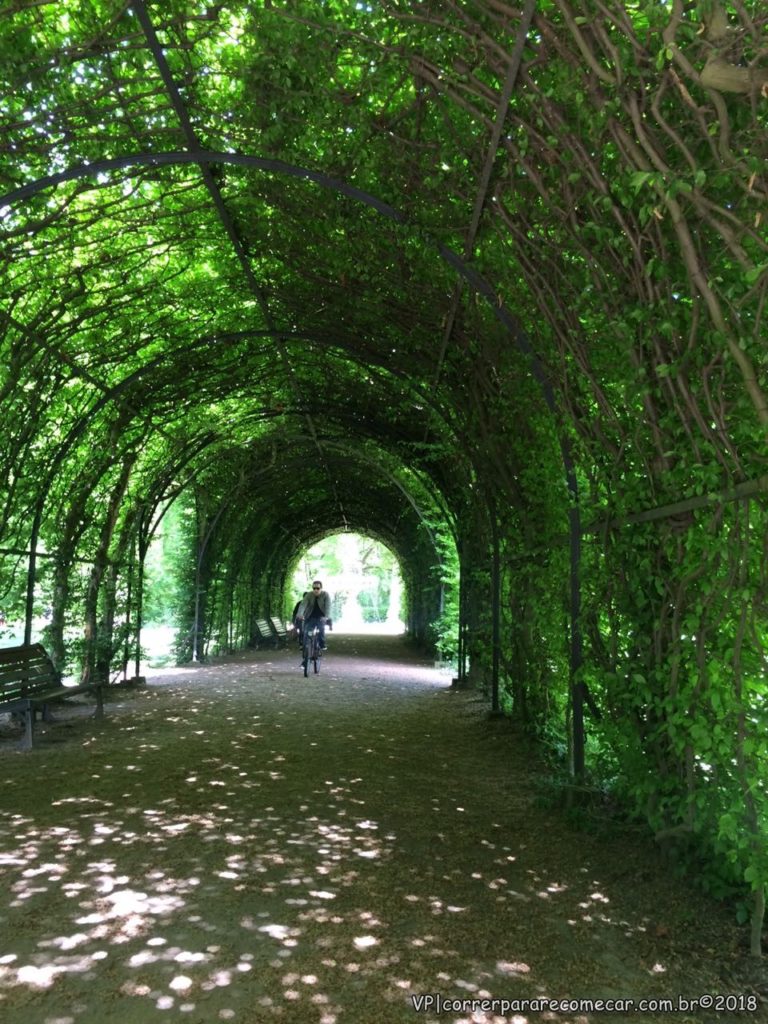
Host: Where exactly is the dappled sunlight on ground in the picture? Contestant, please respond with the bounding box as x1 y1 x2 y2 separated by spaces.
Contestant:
0 636 754 1023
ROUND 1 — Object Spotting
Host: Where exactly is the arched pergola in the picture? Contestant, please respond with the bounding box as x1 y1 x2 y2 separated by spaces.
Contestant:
1 0 766 953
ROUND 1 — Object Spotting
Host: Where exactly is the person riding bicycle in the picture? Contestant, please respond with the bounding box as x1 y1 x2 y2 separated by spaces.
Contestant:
297 580 331 650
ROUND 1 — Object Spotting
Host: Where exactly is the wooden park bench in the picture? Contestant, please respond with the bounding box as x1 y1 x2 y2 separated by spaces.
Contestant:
251 618 277 649
0 643 104 751
268 616 288 647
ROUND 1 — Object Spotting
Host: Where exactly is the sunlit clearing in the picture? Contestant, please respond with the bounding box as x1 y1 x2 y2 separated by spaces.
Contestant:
292 533 404 634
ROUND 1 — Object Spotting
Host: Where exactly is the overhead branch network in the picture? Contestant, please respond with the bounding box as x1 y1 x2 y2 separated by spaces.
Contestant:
132 0 349 530
426 0 536 437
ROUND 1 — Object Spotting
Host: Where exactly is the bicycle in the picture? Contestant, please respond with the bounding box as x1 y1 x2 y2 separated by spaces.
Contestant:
301 622 323 677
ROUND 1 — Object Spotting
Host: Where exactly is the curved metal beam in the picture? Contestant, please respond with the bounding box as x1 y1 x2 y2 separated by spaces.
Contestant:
0 150 404 222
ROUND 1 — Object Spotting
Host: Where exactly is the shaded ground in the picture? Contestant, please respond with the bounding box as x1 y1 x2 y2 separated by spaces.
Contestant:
0 634 763 1024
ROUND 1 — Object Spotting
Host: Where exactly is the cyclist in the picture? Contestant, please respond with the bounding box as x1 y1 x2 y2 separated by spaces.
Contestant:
297 580 331 650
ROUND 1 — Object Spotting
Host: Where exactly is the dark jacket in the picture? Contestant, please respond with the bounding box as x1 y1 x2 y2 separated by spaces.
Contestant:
298 589 331 620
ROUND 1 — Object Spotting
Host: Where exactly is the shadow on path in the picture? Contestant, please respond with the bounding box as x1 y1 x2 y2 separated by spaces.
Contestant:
0 636 756 1023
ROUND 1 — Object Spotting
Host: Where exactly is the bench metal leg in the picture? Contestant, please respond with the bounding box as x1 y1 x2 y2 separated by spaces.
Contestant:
20 708 33 752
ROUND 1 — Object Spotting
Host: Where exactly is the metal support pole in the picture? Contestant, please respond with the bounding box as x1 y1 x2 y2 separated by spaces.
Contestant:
490 504 501 716
24 502 45 646
134 541 146 680
455 543 465 686
122 533 135 682
569 503 584 777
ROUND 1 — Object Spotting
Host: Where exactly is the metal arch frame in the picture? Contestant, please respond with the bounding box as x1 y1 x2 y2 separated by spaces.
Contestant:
240 459 434 558
0 151 404 221
0 149 586 776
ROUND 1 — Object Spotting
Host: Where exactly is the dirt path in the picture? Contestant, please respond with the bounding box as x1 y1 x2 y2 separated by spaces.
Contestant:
0 634 762 1024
